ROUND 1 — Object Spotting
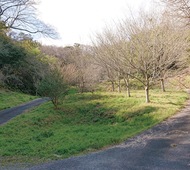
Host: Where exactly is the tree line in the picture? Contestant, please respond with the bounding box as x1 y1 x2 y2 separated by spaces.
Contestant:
0 0 189 108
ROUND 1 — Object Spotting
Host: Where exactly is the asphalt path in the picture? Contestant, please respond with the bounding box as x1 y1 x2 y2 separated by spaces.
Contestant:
29 101 190 170
0 98 49 125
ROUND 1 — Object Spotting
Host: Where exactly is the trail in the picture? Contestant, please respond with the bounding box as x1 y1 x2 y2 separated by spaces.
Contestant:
0 98 49 125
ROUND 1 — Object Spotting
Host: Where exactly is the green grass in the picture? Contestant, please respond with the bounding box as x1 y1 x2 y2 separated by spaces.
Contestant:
0 89 37 110
0 90 188 164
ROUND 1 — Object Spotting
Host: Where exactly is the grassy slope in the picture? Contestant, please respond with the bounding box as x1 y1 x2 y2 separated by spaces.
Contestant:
0 90 188 164
0 89 36 111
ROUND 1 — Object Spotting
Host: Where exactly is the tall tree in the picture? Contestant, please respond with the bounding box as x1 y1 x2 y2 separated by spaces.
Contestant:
0 0 58 38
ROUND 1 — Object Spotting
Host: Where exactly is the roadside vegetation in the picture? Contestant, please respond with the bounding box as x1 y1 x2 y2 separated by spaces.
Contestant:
0 89 36 110
0 90 188 164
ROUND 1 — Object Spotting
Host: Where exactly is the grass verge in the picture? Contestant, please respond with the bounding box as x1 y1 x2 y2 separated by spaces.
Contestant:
0 89 37 111
0 90 188 164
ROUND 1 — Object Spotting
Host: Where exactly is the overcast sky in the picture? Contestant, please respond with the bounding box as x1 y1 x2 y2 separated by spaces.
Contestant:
37 0 154 47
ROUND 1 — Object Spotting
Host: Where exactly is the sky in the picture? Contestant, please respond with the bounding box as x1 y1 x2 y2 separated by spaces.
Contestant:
37 0 154 47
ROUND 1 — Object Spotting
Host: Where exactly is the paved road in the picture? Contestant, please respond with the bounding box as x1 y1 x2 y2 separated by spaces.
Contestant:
29 101 190 170
0 98 49 125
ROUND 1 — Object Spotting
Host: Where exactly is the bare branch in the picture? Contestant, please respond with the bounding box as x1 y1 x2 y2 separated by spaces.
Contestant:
0 0 59 38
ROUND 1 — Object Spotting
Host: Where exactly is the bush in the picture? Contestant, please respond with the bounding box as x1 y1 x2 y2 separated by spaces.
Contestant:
37 68 68 109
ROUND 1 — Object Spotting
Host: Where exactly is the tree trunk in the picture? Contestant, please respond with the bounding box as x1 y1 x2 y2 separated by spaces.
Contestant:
144 75 150 103
118 77 121 93
81 81 85 93
111 81 115 92
124 75 131 97
161 79 166 92
80 76 85 93
145 86 150 103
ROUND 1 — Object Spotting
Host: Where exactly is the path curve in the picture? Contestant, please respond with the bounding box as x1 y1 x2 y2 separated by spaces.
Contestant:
29 101 190 170
0 98 49 125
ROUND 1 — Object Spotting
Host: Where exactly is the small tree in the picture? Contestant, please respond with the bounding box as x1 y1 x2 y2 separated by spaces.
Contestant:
37 68 68 109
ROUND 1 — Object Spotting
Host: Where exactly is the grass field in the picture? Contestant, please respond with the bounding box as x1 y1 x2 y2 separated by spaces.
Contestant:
0 89 188 164
0 89 36 111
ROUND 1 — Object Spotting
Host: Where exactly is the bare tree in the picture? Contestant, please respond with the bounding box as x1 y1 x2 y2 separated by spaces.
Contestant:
91 10 189 103
41 44 102 93
118 11 188 102
0 0 58 38
92 29 132 96
73 44 101 93
160 0 190 25
93 50 118 92
154 25 188 92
